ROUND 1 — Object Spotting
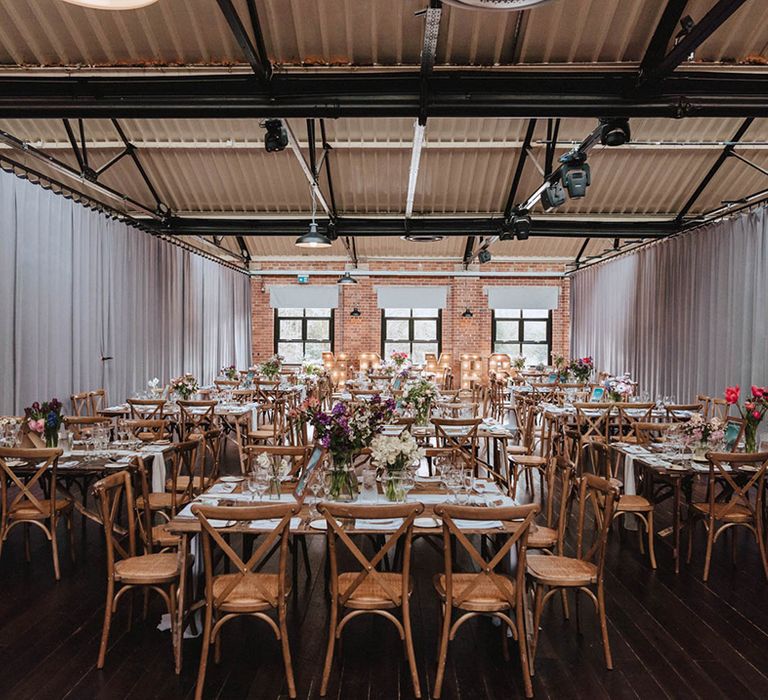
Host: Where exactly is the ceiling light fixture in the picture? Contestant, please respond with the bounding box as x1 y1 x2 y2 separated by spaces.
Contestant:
295 186 332 248
599 118 631 147
61 0 160 9
462 308 474 318
350 307 362 317
337 271 358 285
401 234 445 243
262 119 288 152
443 1 557 10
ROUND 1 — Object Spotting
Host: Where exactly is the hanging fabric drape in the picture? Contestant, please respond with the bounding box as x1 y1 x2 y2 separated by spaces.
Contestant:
570 207 768 402
0 170 252 415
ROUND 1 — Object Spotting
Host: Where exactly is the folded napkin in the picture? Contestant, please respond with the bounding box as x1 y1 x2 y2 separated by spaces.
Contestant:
407 494 449 504
453 519 503 530
355 518 405 531
247 517 303 530
57 460 80 469
208 483 237 494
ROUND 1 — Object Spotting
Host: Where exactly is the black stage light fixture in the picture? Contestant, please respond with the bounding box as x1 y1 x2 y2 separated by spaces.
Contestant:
263 119 288 152
560 153 591 199
350 307 362 317
478 248 492 264
499 218 515 241
513 211 531 240
600 118 631 147
541 180 566 211
462 308 474 318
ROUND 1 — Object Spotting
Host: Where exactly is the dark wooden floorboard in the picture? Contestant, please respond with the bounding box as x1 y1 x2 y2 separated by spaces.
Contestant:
2 464 768 700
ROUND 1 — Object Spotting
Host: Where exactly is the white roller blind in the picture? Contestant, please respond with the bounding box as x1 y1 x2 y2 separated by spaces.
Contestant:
268 284 339 309
484 285 559 310
375 285 448 309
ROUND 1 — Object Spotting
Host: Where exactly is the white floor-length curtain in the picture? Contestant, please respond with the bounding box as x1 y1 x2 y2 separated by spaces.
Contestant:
570 206 768 402
0 169 251 415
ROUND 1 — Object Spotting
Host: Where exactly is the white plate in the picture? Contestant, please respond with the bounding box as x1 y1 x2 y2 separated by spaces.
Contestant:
220 476 244 483
309 519 329 530
414 516 441 528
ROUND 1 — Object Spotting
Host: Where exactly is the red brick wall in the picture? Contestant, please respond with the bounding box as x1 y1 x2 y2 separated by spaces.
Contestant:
251 261 570 371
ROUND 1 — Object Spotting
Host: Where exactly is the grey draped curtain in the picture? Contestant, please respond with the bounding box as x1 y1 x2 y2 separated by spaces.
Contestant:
0 170 251 414
570 207 768 402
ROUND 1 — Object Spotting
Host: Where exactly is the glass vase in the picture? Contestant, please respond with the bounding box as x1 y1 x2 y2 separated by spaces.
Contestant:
744 422 758 453
384 471 406 502
328 453 358 502
268 476 282 500
44 427 59 448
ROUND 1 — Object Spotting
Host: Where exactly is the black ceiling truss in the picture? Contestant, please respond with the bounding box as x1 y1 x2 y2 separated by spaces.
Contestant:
215 0 272 87
573 238 591 267
638 0 690 84
503 118 537 219
2 70 768 119
675 117 753 223
62 118 87 174
462 235 476 266
417 0 442 126
544 118 561 177
638 0 749 86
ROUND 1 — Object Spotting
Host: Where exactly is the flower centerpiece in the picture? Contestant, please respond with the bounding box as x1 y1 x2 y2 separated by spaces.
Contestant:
170 373 199 400
604 374 635 402
255 451 290 500
259 354 283 380
402 378 439 425
390 351 410 369
371 432 424 501
294 395 395 500
725 385 768 453
512 355 526 371
677 414 725 458
299 361 323 382
221 365 239 381
553 355 570 382
24 398 63 447
569 356 594 383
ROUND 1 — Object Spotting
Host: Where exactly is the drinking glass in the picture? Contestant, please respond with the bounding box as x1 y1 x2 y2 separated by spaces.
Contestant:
360 467 378 502
245 472 260 501
473 476 488 505
401 469 416 501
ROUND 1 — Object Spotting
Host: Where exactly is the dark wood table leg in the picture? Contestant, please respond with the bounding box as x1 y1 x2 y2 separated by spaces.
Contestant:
673 478 682 574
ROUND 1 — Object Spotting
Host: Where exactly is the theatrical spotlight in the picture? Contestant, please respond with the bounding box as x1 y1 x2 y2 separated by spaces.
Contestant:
513 212 531 240
478 248 492 264
600 118 631 147
263 119 288 152
541 179 566 211
560 153 591 199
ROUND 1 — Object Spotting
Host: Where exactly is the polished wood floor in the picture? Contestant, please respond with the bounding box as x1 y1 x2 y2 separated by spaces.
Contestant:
1 471 768 700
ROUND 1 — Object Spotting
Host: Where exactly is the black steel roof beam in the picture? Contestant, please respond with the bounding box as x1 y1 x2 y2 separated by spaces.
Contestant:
244 0 272 82
574 238 590 266
61 119 85 172
319 119 338 219
462 235 476 267
503 118 537 219
417 0 442 126
675 116 753 223
728 150 768 179
640 0 748 84
216 0 271 86
235 235 251 264
94 147 131 177
111 118 166 213
544 118 560 177
306 118 318 181
638 0 689 82
2 70 768 118
78 119 88 167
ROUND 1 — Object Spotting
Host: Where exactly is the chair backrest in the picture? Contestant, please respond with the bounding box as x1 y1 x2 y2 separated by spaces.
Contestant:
696 394 712 419
709 397 729 421
634 421 675 444
177 400 217 441
124 418 169 442
200 428 223 489
193 502 299 608
704 451 768 522
575 474 618 583
435 401 479 419
92 470 138 574
127 398 167 420
214 379 240 390
615 402 655 441
63 415 112 439
431 417 481 455
434 502 538 609
89 389 107 416
243 444 312 480
665 404 702 423
0 447 63 521
574 403 613 443
587 440 616 481
320 501 424 608
166 440 200 514
549 454 577 543
231 389 256 404
70 391 91 417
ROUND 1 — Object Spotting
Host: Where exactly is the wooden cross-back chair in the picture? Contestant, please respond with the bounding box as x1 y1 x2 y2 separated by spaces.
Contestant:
434 401 479 419
0 447 74 580
249 397 287 445
70 391 91 417
573 403 613 471
431 417 481 475
318 501 424 698
63 415 112 440
687 451 768 582
192 502 300 700
137 440 199 523
432 502 539 699
508 405 548 498
89 389 107 416
709 397 729 421
526 473 618 671
696 394 712 419
127 398 167 420
92 470 183 671
633 421 675 444
230 388 256 404
614 402 655 443
124 418 171 443
589 441 657 569
177 400 217 442
664 403 703 423
214 379 240 391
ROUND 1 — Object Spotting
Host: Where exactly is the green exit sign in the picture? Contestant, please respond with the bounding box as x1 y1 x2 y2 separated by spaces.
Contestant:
297 274 310 284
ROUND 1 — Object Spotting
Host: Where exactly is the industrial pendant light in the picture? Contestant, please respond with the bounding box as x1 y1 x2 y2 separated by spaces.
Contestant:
462 308 474 318
61 0 160 10
350 307 362 317
337 271 358 285
295 185 332 248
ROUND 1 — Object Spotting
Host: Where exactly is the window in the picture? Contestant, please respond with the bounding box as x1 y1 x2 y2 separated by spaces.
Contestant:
381 308 441 364
492 309 551 365
274 308 334 363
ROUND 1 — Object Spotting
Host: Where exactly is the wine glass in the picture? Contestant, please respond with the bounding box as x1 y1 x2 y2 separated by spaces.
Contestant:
245 471 260 501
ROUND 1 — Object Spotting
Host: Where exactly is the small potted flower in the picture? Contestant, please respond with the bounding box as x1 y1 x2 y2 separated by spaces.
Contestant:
725 385 768 453
24 398 63 447
170 373 199 401
371 432 424 501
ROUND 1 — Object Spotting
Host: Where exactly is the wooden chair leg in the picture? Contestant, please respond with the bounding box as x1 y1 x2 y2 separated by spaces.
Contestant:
531 583 545 665
97 579 115 669
194 601 214 700
516 607 534 698
703 520 716 582
687 515 695 564
402 605 421 698
320 600 339 696
597 584 613 670
559 588 570 620
757 522 768 583
24 524 31 562
647 511 657 570
433 603 452 699
167 585 180 675
278 601 297 699
51 523 61 581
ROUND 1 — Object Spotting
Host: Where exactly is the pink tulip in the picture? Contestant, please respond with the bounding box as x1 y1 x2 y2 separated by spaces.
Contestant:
725 386 740 405
753 410 762 420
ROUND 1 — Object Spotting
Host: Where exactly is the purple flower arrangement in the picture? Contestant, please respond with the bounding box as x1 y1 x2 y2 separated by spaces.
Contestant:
24 398 63 447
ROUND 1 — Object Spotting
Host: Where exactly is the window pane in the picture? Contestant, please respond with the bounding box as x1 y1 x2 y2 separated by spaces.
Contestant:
413 319 436 341
385 308 409 318
385 342 411 357
523 321 547 342
304 307 331 318
495 321 519 342
386 319 409 341
522 308 548 318
277 343 303 364
494 308 520 318
279 319 302 340
306 319 330 341
412 343 438 364
522 344 549 365
495 342 521 356
278 307 303 317
412 308 438 318
304 343 329 362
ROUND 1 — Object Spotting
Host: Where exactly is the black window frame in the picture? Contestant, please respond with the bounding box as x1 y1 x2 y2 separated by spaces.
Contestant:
274 307 335 362
380 308 442 360
491 309 552 363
